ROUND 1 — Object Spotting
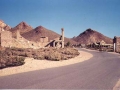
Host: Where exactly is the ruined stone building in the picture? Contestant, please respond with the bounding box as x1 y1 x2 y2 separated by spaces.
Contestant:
0 27 64 49
53 28 64 48
12 30 50 49
113 36 120 52
0 31 12 47
0 20 11 31
40 37 48 43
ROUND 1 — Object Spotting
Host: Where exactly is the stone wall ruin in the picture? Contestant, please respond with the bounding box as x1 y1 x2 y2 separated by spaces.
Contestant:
0 31 13 47
0 27 64 49
113 36 120 52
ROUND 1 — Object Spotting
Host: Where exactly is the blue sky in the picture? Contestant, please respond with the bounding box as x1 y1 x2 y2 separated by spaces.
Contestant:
0 0 120 38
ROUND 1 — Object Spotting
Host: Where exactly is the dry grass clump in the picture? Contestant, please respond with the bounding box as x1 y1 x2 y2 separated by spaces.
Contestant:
61 48 79 55
0 47 25 69
45 50 62 61
0 47 80 69
43 48 80 61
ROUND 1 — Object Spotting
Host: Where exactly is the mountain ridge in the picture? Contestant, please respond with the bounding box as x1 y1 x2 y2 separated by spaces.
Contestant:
10 21 33 34
0 19 113 45
22 25 77 44
72 28 113 44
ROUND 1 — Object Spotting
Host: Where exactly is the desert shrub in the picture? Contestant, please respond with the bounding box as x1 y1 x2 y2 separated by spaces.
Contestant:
66 41 71 47
14 56 25 66
45 51 62 61
4 56 25 67
25 52 32 57
18 52 27 57
61 48 79 55
0 47 80 69
0 63 6 69
61 55 68 60
33 55 45 60
0 50 25 69
43 48 80 61
7 56 24 66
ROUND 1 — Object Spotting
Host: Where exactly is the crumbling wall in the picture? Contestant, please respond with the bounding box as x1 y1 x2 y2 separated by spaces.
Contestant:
113 36 120 52
11 31 49 48
0 20 6 28
40 37 48 43
0 27 5 33
0 31 12 47
0 30 50 49
116 37 120 52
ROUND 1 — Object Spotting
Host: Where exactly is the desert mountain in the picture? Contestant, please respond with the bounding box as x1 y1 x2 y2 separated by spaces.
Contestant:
10 21 33 34
72 28 113 44
0 20 11 30
22 26 77 44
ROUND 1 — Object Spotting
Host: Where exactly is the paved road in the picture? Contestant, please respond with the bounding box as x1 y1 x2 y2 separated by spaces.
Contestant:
0 49 120 89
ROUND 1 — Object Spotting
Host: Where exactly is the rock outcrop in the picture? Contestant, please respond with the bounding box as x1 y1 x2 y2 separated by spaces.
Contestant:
0 20 11 31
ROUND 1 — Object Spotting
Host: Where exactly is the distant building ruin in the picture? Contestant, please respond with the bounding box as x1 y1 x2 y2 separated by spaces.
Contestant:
86 40 113 51
53 28 64 48
40 37 48 43
113 36 120 52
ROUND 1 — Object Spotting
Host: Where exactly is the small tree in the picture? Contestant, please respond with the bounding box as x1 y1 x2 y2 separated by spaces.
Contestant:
66 41 71 47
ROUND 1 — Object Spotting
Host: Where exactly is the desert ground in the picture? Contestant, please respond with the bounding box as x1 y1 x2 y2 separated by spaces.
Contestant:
0 48 120 89
0 50 93 77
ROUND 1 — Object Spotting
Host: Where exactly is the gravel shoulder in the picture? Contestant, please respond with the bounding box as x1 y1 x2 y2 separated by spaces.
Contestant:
0 51 93 77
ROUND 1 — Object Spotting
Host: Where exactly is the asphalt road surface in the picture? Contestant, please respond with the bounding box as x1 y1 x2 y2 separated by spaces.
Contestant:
0 48 120 89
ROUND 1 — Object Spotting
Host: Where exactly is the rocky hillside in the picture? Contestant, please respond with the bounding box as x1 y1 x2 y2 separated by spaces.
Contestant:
10 22 33 34
0 20 11 30
72 28 113 44
22 26 60 41
22 26 77 44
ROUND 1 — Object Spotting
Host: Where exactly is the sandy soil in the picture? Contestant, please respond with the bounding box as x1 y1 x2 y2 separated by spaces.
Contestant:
0 51 93 77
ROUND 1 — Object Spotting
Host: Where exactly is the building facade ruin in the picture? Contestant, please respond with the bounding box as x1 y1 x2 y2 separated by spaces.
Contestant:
0 27 65 49
0 31 13 47
113 36 120 52
53 28 64 48
40 37 48 43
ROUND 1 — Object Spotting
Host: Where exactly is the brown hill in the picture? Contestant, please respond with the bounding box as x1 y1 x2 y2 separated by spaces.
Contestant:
22 26 77 44
10 21 33 34
72 28 112 44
